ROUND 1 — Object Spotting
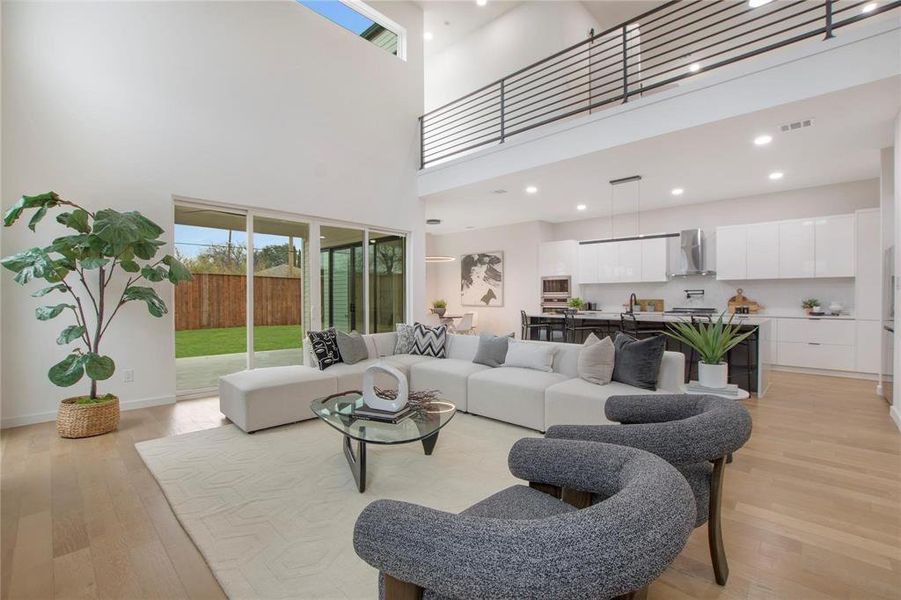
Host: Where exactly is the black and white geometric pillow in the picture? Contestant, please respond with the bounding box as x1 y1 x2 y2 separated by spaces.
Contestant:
410 323 447 358
307 328 343 370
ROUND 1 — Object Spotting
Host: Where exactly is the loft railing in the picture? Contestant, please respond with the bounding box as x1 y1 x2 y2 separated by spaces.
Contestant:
419 0 900 169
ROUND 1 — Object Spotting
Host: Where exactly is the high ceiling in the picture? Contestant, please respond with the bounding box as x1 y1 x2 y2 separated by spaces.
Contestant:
421 77 900 234
418 1 666 56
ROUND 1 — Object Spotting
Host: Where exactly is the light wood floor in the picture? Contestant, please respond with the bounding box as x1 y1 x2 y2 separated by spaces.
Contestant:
1 371 899 599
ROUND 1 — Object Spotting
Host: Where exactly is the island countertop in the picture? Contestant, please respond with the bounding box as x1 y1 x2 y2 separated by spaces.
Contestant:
527 311 771 326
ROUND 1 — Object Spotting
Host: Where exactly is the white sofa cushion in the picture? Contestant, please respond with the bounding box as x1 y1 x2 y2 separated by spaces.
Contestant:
446 333 480 361
218 366 337 433
544 379 659 429
409 358 491 412
503 340 556 372
467 367 569 431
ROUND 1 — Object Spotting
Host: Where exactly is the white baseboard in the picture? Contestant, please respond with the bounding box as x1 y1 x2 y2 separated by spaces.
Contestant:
1 395 175 429
891 405 901 432
770 366 879 382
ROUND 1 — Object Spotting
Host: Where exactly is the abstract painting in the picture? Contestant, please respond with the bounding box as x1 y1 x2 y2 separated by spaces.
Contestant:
461 251 504 306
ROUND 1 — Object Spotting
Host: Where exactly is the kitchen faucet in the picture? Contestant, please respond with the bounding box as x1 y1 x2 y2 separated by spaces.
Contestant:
628 292 638 314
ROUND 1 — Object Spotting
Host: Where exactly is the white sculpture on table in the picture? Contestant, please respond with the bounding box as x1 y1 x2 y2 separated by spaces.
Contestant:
361 362 408 412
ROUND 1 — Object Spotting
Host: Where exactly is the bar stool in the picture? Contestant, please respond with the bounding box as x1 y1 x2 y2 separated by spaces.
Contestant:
520 310 548 341
565 312 605 344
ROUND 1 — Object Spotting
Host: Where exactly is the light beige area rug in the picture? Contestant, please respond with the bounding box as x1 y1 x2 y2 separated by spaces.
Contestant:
135 414 539 599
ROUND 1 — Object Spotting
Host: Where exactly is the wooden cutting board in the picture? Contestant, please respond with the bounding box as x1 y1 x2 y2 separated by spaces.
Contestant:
727 288 761 313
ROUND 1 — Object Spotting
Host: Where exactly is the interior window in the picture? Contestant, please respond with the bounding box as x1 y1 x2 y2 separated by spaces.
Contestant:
297 1 400 57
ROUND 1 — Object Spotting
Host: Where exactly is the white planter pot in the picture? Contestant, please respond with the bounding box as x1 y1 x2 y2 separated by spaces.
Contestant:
698 362 729 389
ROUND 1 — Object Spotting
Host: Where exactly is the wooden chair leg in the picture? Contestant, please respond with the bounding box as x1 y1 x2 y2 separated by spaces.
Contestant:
384 574 423 600
529 481 561 498
708 456 729 585
561 487 593 509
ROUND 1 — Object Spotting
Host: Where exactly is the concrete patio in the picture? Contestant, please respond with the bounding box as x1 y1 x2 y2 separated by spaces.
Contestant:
176 348 304 391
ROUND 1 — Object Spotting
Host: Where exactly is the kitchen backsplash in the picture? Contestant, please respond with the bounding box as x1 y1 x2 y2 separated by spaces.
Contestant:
579 277 856 314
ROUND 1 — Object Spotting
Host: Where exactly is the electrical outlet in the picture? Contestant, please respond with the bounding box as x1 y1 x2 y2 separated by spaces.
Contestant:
123 369 135 383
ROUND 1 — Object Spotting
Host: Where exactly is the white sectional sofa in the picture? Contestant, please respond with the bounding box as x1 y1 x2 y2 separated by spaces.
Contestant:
219 331 686 433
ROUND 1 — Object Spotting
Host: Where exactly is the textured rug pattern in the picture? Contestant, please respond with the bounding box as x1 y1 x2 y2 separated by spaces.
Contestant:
135 414 538 599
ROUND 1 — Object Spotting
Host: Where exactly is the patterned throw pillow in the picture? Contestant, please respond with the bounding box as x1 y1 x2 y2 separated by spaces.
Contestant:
307 328 342 370
394 323 415 354
411 323 447 358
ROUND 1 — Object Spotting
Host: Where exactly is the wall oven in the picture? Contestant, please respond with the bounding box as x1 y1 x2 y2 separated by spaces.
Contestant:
541 276 571 313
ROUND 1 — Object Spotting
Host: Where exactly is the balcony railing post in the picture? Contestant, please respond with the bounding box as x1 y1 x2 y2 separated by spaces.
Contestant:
824 0 835 40
621 25 628 103
499 80 506 144
419 115 425 169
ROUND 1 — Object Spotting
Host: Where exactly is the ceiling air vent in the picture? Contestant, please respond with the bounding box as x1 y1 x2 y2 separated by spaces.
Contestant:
779 118 814 133
426 218 441 225
490 189 508 194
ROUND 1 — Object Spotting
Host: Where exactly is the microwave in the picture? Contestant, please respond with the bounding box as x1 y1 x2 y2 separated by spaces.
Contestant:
541 276 571 298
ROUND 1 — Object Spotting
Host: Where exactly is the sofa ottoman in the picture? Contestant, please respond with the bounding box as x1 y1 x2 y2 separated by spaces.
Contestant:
219 365 337 433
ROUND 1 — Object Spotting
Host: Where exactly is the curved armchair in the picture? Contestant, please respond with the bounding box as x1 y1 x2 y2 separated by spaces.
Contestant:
546 394 752 585
354 438 696 600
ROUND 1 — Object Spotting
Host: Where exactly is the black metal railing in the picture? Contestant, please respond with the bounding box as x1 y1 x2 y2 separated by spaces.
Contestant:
419 0 900 168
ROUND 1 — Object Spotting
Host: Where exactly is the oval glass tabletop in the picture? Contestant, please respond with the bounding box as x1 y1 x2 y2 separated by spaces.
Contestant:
310 392 456 445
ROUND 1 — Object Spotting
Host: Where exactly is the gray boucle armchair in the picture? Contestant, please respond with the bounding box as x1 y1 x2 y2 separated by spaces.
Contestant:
546 394 752 585
353 437 696 600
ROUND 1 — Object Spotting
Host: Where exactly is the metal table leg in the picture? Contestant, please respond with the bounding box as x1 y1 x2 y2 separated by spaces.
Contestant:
343 436 366 493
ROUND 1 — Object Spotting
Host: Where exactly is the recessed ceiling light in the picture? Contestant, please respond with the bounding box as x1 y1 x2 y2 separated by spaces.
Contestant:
576 204 587 211
862 2 878 12
476 0 488 6
688 63 701 73
754 134 773 146
369 239 376 243
671 188 684 196
423 31 433 41
769 171 784 180
525 185 538 194
320 235 326 239
749 0 772 7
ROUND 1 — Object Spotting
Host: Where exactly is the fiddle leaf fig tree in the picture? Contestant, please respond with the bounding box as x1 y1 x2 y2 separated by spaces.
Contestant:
1 192 192 402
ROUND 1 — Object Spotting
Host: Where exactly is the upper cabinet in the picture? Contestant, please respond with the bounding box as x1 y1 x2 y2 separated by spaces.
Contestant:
716 214 855 280
577 236 669 284
778 219 816 278
539 240 579 277
814 214 855 277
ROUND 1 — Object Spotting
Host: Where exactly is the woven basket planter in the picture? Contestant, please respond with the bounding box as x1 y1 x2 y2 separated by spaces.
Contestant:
56 396 120 438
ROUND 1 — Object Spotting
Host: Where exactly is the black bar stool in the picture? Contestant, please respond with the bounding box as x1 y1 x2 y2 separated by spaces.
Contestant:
565 312 606 344
520 310 548 341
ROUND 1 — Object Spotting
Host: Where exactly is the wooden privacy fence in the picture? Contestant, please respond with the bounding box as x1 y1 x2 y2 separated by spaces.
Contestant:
175 273 302 331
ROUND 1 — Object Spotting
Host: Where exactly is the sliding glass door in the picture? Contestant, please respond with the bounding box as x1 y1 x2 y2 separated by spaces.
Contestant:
174 204 408 394
252 216 310 368
174 206 248 392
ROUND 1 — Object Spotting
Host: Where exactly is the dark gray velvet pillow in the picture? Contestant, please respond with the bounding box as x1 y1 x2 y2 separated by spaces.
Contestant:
336 331 369 365
612 333 666 391
472 334 511 367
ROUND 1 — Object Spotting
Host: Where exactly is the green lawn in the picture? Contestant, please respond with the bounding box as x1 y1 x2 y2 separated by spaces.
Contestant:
175 325 303 358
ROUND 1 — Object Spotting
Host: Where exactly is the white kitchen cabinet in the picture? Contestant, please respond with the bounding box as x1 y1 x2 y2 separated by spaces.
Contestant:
746 222 780 279
595 243 618 282
715 225 748 280
777 318 854 344
641 237 669 282
539 240 579 277
779 219 816 278
617 240 643 282
854 208 881 320
855 319 881 373
815 214 855 277
577 244 598 284
776 341 855 371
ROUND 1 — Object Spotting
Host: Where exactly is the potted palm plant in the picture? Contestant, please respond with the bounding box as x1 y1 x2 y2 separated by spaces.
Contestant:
1 192 192 438
664 312 756 389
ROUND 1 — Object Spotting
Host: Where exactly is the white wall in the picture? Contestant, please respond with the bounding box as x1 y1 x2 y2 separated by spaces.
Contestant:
424 1 598 111
1 0 425 427
893 113 901 429
426 221 553 336
425 179 878 332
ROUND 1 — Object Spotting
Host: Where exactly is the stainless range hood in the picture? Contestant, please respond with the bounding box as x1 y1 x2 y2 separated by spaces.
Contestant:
670 228 715 277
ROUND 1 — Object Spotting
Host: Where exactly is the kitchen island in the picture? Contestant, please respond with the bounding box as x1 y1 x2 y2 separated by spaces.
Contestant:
525 311 772 397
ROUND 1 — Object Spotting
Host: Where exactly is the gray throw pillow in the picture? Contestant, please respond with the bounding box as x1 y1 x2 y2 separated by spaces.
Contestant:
612 333 666 391
336 331 368 365
472 334 511 367
394 323 415 354
578 333 615 385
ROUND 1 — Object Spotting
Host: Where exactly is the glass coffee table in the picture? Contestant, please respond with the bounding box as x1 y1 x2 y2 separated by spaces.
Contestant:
310 392 456 493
